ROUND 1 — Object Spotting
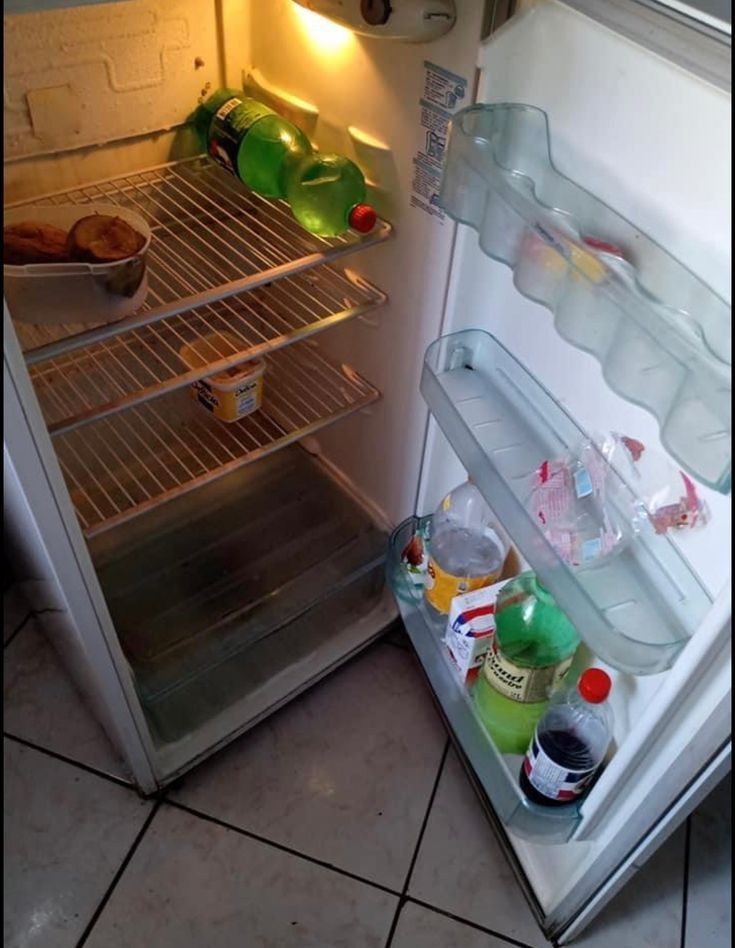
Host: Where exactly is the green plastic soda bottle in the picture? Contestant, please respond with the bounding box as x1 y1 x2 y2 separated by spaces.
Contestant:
474 572 580 754
196 89 377 237
197 89 312 199
285 152 377 237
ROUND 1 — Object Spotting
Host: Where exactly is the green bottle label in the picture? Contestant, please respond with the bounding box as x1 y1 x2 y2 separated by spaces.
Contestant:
482 639 573 704
208 97 274 178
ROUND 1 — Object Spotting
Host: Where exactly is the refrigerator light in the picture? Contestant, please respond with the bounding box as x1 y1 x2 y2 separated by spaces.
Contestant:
291 0 456 42
293 4 356 55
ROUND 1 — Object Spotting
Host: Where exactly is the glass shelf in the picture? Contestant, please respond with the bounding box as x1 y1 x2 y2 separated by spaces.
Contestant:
388 516 582 843
420 330 712 676
439 103 731 494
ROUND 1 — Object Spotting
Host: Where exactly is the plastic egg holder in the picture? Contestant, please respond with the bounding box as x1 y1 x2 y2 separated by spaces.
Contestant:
439 103 731 494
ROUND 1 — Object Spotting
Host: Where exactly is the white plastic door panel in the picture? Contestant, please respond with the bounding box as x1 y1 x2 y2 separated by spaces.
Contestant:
415 0 731 938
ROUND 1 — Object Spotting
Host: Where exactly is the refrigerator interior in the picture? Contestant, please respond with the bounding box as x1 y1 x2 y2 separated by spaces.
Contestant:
3 0 488 784
3 0 731 929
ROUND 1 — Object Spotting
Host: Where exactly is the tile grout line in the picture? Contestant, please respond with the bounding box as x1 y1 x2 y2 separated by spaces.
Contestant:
680 816 692 948
4 607 66 650
74 799 163 948
382 738 451 948
406 896 543 948
3 732 137 792
3 610 34 650
165 797 402 899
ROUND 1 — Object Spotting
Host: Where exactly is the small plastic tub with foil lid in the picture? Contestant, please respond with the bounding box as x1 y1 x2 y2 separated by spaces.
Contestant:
179 333 265 423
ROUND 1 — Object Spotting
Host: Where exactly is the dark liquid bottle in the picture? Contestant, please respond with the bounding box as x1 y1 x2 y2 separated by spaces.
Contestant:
519 730 595 807
519 669 613 808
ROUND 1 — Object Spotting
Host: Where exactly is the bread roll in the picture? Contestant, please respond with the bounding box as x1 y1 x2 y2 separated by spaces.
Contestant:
3 221 69 265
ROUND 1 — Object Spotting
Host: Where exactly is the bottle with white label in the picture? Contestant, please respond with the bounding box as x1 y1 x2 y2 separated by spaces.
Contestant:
520 668 613 807
425 480 509 616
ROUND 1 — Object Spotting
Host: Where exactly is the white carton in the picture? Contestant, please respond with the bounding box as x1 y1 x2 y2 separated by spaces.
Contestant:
444 579 506 684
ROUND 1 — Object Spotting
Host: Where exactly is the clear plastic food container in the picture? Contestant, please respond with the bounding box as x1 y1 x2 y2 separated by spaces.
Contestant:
179 332 265 423
3 204 151 325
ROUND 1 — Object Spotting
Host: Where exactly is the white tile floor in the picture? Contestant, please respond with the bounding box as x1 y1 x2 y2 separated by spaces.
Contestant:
4 590 731 948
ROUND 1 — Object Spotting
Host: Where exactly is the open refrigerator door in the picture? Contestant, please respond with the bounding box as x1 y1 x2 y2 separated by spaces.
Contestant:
387 0 730 940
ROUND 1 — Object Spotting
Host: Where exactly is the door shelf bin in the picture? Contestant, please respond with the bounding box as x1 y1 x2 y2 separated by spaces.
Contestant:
421 330 712 676
388 516 582 843
439 103 731 493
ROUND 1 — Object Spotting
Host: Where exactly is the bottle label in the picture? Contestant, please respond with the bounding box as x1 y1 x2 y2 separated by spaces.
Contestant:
523 734 596 802
208 97 273 178
425 557 502 615
481 639 573 703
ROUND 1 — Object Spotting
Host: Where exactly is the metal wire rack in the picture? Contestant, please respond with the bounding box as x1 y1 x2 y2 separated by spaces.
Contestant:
22 264 385 435
54 341 380 538
9 156 391 365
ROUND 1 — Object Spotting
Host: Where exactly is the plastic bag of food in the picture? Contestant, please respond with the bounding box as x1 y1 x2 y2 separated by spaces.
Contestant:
528 439 635 569
598 433 709 536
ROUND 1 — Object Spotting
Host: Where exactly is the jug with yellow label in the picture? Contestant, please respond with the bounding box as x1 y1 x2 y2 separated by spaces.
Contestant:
425 480 509 615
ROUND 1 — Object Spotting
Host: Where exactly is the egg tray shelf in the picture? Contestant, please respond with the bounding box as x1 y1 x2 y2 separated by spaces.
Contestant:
439 103 731 494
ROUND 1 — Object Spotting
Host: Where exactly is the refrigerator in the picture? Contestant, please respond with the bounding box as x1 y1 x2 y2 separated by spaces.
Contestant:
3 0 731 942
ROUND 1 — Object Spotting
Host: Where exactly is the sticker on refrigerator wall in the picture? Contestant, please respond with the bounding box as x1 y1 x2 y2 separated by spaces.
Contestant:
422 61 467 112
410 61 468 222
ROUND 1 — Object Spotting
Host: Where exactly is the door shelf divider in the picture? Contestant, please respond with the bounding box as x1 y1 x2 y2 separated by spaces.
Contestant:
440 103 731 493
421 329 712 676
8 155 391 366
21 264 386 436
388 516 582 843
55 339 380 538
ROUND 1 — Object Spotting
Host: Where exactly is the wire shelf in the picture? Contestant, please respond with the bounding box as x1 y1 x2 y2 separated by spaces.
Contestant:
22 264 385 435
54 341 380 538
8 156 392 365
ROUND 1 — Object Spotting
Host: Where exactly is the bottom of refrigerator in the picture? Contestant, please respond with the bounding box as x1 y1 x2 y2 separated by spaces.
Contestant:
88 444 397 786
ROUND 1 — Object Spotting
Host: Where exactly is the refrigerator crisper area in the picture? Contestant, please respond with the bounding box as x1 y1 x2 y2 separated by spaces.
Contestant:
89 447 392 764
6 151 396 783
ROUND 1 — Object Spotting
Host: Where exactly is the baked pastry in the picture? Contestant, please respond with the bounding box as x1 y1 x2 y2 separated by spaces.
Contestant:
3 221 70 265
66 214 145 263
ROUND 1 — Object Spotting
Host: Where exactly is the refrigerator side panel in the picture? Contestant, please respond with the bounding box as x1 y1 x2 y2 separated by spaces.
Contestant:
3 303 159 792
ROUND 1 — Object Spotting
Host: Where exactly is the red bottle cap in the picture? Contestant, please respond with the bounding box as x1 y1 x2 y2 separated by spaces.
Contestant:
349 204 377 233
582 237 625 258
578 668 611 703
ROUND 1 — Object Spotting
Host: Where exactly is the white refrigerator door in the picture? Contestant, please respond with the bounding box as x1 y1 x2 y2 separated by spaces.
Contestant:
414 0 731 940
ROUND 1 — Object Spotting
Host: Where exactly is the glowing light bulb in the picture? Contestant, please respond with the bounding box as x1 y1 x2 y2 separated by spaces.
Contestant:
293 4 355 56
